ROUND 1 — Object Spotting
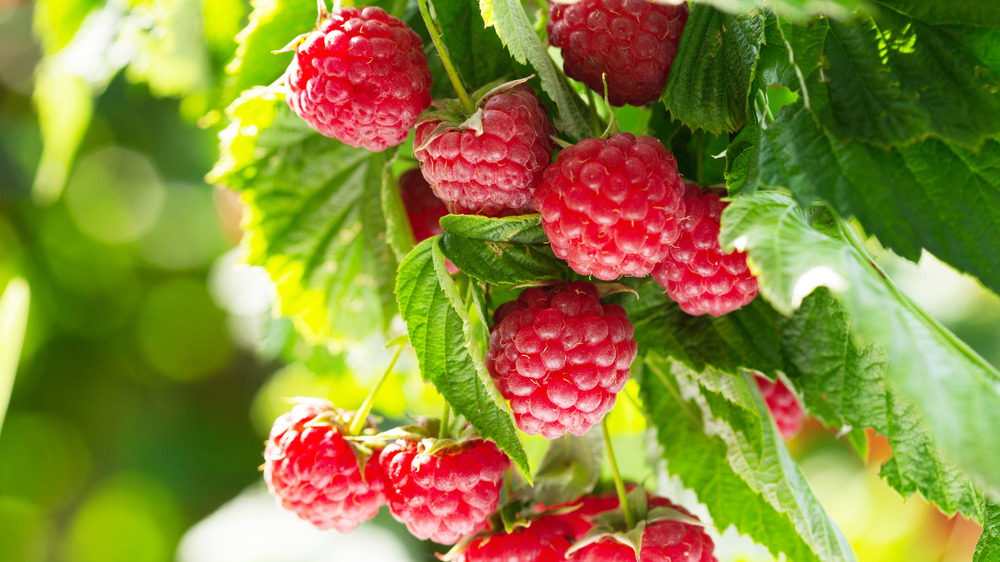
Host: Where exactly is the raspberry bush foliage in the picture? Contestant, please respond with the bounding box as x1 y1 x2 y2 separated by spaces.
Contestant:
210 0 1000 558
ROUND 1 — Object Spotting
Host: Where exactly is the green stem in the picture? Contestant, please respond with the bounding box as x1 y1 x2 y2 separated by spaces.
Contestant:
440 401 452 439
586 88 603 137
602 417 636 529
349 341 404 436
417 0 474 114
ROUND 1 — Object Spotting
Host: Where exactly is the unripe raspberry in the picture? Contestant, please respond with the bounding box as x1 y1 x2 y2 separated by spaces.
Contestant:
284 6 432 151
755 375 805 439
485 281 638 438
263 400 385 532
652 183 759 316
414 83 555 217
453 514 578 562
548 0 688 106
378 435 509 544
569 496 716 562
534 133 686 280
399 168 449 242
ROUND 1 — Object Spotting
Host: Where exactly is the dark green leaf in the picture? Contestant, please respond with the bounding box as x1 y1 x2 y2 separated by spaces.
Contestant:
431 0 515 89
642 355 856 561
873 0 1000 28
720 192 1000 499
688 0 862 20
662 5 764 134
439 214 568 284
395 238 530 477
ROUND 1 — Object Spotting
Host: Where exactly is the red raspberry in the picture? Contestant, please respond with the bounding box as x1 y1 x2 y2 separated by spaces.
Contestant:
547 0 688 106
755 375 805 439
262 400 385 532
652 184 759 316
378 435 509 544
453 514 578 562
485 281 638 438
284 6 432 152
569 497 716 562
399 168 448 242
413 83 555 217
534 134 686 280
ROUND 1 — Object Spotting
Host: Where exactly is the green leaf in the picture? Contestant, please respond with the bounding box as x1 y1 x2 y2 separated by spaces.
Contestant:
381 162 418 262
688 0 862 21
478 0 590 140
531 430 604 507
222 0 315 107
977 498 1000 562
740 99 1000 304
210 91 393 343
873 0 1000 28
360 150 400 332
720 192 1000 499
782 289 980 517
662 4 764 134
431 0 515 89
642 355 856 561
777 13 1000 148
439 214 568 284
395 238 530 478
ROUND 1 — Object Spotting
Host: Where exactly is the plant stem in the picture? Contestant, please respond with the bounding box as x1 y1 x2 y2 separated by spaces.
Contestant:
440 401 452 439
349 341 404 436
585 88 603 137
417 0 474 114
602 417 636 529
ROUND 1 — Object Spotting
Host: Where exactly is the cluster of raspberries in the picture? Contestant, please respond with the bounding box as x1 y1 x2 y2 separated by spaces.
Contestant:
273 1 805 555
265 403 716 560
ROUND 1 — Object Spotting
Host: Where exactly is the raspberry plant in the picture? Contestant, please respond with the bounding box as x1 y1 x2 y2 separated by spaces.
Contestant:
210 0 1000 558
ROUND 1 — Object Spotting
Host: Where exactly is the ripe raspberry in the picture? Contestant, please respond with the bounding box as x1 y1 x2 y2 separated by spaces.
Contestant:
263 400 385 532
547 0 688 106
284 6 432 151
414 83 555 217
569 496 716 562
652 183 759 316
534 134 686 280
485 281 638 438
399 168 448 242
755 375 805 439
453 513 578 562
378 435 509 544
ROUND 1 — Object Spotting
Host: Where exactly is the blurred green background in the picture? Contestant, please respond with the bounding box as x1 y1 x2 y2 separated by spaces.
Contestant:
0 0 992 560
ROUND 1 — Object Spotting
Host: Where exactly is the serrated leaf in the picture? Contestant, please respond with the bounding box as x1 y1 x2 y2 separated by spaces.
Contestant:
478 0 590 140
642 354 854 561
777 12 1000 149
720 192 1000 499
439 214 568 284
688 0 862 21
662 4 764 134
977 499 1000 562
782 289 980 517
739 98 1000 302
396 238 530 478
431 0 515 89
210 91 393 343
531 430 604 507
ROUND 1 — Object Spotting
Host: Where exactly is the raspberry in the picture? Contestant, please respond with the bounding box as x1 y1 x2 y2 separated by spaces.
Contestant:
485 281 638 438
534 134 686 280
755 374 805 439
453 514 578 562
652 183 759 316
378 434 509 544
569 496 716 562
262 400 385 532
399 168 449 242
547 0 688 106
414 83 555 217
284 6 432 152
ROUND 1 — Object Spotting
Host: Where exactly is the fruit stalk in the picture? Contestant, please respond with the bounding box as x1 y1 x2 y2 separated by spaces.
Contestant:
602 417 635 530
349 339 405 436
417 0 474 114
